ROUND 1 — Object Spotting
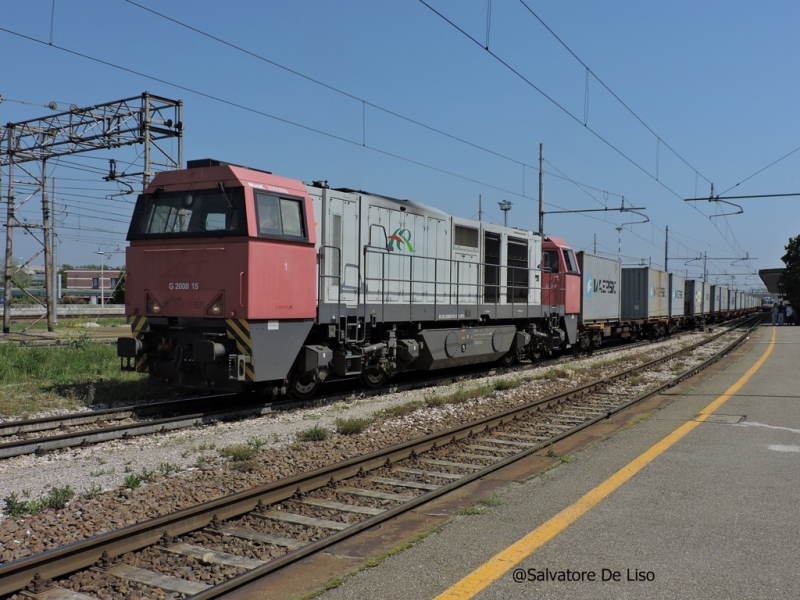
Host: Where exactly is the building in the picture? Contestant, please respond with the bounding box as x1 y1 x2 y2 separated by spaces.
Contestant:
65 269 123 292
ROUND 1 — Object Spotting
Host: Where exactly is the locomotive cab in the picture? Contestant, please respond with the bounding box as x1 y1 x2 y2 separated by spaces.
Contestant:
541 236 581 347
118 159 317 392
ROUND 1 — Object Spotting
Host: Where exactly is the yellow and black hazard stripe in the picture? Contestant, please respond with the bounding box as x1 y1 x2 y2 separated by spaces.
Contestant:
129 315 149 338
128 315 150 373
226 318 255 382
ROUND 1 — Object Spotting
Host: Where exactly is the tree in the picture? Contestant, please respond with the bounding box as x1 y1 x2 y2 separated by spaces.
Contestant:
1 259 32 289
60 264 74 289
111 271 126 304
781 234 800 308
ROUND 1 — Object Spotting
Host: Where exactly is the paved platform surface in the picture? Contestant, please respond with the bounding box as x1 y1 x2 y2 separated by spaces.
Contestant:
311 325 799 600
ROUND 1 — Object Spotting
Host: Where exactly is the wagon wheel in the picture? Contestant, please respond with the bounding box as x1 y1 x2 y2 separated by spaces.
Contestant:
291 372 320 399
360 368 389 389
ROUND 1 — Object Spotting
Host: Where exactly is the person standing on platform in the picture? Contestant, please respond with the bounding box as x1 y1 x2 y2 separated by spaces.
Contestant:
777 302 785 325
785 303 793 325
771 302 779 325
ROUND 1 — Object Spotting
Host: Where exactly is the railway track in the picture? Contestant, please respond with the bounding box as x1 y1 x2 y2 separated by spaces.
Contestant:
0 322 735 460
0 313 763 598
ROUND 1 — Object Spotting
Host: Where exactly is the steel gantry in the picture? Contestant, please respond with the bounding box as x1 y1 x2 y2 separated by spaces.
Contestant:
1 92 183 332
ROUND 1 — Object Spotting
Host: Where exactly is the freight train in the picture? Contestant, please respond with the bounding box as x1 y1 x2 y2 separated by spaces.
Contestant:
117 160 759 397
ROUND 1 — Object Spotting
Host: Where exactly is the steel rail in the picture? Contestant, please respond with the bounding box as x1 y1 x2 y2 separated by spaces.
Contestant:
0 331 674 459
0 313 763 596
0 316 752 459
0 394 236 438
195 313 766 599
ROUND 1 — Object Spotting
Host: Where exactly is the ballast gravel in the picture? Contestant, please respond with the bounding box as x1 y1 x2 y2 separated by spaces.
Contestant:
0 330 740 565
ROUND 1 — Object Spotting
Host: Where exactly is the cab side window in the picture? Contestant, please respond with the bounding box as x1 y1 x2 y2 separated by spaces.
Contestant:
255 192 307 240
563 249 579 274
543 250 560 272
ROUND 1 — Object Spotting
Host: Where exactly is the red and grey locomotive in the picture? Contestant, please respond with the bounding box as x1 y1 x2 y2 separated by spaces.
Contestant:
116 159 757 396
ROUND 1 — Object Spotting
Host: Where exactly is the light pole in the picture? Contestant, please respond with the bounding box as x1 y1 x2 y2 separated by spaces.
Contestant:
498 200 512 227
95 251 107 306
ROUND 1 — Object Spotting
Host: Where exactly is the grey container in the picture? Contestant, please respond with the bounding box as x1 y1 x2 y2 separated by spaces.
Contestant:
710 285 721 313
703 284 711 314
669 274 685 317
577 252 621 323
718 286 729 311
622 267 669 320
685 280 704 315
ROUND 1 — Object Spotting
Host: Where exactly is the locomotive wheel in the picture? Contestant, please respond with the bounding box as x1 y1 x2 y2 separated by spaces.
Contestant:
498 351 517 368
291 372 320 399
360 369 389 389
528 345 543 362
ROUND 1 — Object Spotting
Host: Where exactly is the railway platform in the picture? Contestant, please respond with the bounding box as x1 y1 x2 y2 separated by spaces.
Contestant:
251 324 798 600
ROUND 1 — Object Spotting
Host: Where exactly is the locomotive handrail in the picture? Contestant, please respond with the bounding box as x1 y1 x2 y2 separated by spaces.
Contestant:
366 224 390 252
318 245 343 340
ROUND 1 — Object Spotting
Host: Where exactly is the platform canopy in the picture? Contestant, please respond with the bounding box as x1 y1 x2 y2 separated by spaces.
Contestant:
758 268 785 294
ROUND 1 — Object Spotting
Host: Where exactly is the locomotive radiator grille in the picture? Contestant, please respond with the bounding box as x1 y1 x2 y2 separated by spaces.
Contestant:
226 318 255 382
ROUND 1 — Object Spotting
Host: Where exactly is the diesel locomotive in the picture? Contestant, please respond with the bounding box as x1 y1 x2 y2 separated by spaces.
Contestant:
116 159 758 397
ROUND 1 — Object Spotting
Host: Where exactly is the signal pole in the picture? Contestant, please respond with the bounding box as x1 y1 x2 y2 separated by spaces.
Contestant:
538 143 544 235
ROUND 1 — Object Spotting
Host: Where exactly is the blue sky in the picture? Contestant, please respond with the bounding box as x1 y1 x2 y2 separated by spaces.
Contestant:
1 0 797 289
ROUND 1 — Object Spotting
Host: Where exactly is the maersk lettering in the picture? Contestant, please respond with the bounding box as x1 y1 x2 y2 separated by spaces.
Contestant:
593 279 617 294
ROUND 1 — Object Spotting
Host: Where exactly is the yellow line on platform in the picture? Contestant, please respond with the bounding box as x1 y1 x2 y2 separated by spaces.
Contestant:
435 327 776 600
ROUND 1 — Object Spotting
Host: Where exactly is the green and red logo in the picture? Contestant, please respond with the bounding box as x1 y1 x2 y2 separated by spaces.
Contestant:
388 228 415 253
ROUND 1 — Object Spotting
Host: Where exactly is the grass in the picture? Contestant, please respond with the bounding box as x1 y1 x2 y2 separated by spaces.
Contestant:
7 316 127 332
669 361 686 373
0 339 214 418
82 483 103 499
476 494 504 507
90 468 115 477
158 462 179 475
296 425 330 442
456 506 485 515
297 528 442 600
424 383 495 407
544 448 576 463
246 437 269 451
123 474 142 489
3 484 75 517
492 377 523 391
220 444 258 462
377 400 423 419
335 416 373 435
627 375 647 385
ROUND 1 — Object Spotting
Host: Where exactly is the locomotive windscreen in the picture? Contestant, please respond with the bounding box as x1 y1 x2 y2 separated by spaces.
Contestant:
127 187 247 240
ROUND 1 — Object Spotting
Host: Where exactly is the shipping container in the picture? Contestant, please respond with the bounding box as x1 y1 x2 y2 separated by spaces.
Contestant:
577 252 622 323
622 267 670 320
702 283 711 314
718 286 729 311
685 280 704 316
710 285 721 313
669 274 686 317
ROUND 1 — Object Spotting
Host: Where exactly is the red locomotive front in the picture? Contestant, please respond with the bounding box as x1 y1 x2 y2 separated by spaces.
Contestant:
119 159 317 391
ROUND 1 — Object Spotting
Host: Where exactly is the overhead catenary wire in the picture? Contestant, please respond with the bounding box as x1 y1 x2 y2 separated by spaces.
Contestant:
417 1 751 258
0 19 734 266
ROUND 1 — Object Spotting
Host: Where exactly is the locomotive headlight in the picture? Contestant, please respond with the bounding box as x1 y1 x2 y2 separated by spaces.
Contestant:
146 292 162 315
206 292 225 317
